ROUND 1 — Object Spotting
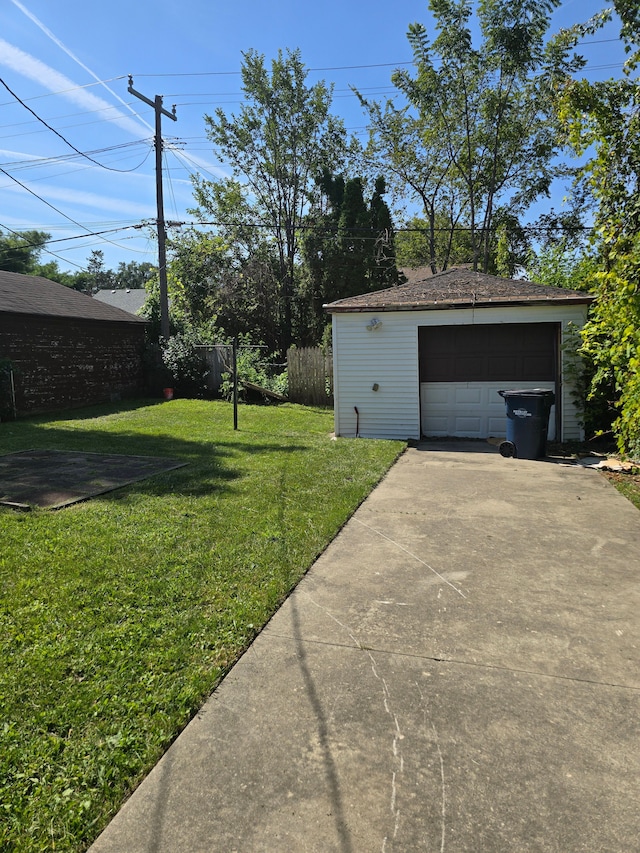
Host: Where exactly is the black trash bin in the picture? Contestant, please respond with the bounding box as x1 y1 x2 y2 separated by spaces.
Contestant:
498 389 555 459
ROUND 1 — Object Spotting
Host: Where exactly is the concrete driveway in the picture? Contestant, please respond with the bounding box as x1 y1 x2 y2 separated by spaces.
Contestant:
90 443 640 852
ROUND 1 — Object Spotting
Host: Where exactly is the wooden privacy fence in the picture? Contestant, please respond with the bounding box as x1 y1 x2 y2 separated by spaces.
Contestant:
287 347 333 406
197 345 233 393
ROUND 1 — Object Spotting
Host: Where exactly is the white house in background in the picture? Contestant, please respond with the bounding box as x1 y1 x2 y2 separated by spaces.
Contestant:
324 268 593 442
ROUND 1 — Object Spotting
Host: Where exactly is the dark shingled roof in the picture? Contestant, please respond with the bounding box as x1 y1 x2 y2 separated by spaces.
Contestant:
0 270 147 323
324 267 593 312
94 288 148 316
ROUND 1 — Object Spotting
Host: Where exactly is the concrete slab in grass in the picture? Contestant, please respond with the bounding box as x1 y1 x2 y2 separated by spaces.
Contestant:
0 449 187 509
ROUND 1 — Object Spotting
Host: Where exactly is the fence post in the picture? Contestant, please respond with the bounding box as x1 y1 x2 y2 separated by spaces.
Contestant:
233 337 238 430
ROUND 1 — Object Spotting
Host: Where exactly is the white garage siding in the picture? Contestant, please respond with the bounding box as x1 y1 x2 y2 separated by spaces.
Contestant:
332 303 589 442
332 310 420 439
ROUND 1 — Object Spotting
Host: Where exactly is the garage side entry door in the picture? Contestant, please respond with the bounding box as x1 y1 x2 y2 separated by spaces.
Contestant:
419 323 558 439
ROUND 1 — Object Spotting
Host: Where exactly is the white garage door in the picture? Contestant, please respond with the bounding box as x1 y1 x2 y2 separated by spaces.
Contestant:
419 324 558 439
420 380 557 439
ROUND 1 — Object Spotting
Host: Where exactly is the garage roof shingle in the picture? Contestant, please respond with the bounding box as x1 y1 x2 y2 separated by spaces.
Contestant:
324 267 593 312
0 270 147 323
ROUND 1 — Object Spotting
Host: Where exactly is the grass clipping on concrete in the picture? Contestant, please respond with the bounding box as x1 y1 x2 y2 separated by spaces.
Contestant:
0 400 405 852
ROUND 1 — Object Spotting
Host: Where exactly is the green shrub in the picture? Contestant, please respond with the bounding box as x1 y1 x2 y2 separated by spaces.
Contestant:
220 337 287 402
161 330 209 395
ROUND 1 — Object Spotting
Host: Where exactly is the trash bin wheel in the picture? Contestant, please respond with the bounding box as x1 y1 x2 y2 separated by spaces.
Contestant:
499 440 517 458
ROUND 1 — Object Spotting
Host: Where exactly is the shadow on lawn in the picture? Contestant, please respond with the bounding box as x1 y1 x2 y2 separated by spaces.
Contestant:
0 411 307 506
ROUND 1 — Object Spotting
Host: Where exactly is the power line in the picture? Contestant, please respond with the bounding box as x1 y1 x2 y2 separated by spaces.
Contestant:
162 84 398 99
0 76 149 174
0 101 147 131
0 214 594 277
128 39 624 80
0 76 128 108
0 219 85 269
0 33 622 108
44 225 149 245
161 219 596 236
0 99 150 133
0 140 153 173
0 166 147 253
0 220 158 270
163 144 225 184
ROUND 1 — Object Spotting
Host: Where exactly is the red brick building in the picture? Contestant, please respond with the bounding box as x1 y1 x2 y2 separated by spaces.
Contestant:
0 270 147 417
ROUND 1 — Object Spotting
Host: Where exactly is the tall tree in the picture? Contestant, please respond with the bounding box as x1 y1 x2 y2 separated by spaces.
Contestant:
0 229 50 274
361 0 585 273
85 250 113 294
185 178 283 349
301 171 400 341
557 1 640 455
526 240 596 292
368 177 399 289
195 49 347 352
395 213 474 270
336 177 372 294
114 261 156 290
357 92 464 274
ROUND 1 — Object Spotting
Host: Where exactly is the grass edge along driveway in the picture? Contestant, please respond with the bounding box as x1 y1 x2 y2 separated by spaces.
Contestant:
0 399 405 852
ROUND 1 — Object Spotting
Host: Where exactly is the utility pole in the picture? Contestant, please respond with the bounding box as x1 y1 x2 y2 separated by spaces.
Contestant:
128 76 177 341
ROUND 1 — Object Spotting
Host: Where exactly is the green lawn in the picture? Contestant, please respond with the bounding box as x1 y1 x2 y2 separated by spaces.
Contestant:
0 400 405 852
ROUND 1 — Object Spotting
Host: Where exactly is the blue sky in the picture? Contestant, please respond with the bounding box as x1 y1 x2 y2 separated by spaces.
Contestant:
0 0 628 275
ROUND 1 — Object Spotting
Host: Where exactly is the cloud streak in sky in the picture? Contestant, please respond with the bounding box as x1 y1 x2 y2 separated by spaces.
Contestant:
3 0 228 241
0 40 226 181
3 176 155 218
0 39 149 139
9 0 154 132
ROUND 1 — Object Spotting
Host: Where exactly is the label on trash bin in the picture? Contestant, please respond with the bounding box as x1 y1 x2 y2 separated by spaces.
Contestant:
513 408 532 418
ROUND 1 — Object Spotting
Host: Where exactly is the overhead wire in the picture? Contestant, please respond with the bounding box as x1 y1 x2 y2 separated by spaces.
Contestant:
164 144 224 184
0 76 152 173
0 29 622 266
0 75 128 108
38 224 152 245
154 218 596 236
0 219 85 269
162 147 180 222
0 140 153 173
128 38 624 80
0 33 621 106
0 166 149 254
0 100 147 131
0 219 160 270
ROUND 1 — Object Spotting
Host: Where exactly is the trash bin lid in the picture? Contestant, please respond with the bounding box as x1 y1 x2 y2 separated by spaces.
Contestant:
498 388 555 398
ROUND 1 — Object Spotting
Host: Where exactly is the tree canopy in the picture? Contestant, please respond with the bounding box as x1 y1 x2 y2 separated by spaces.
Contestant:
301 171 399 341
557 0 640 455
0 229 50 274
359 0 586 274
195 48 347 352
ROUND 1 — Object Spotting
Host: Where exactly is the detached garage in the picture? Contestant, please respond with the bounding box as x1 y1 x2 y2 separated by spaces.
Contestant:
0 270 147 418
325 268 593 442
